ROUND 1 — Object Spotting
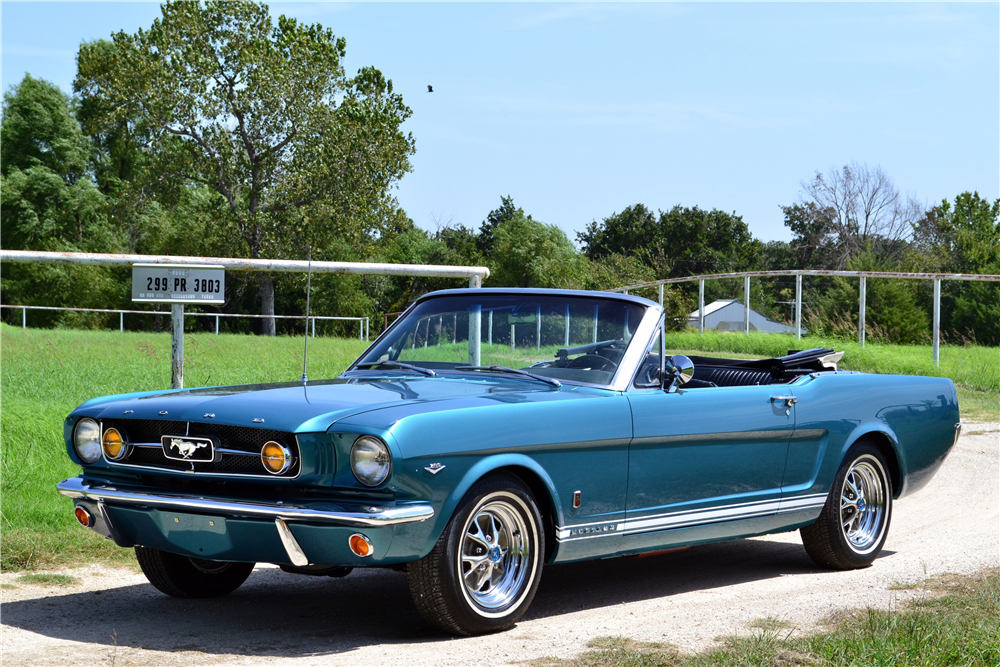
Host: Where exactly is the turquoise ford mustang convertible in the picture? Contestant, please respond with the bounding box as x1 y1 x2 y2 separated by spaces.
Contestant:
58 288 960 635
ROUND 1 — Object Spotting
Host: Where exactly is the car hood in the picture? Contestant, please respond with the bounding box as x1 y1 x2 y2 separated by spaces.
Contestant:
73 375 565 433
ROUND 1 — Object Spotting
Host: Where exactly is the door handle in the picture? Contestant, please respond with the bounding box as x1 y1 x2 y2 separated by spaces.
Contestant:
770 395 797 407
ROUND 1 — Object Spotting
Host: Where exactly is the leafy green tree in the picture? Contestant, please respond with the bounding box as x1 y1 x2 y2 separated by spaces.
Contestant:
74 1 415 334
930 192 1000 344
490 213 590 289
580 204 761 279
0 74 125 325
578 204 657 262
477 196 524 255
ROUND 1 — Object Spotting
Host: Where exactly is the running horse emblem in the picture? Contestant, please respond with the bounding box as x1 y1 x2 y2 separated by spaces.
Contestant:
168 438 208 459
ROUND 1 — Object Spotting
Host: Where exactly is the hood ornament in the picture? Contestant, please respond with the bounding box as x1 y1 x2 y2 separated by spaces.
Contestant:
203 413 215 418
424 463 446 475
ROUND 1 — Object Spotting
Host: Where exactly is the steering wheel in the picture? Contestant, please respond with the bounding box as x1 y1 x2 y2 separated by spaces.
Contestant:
566 354 617 372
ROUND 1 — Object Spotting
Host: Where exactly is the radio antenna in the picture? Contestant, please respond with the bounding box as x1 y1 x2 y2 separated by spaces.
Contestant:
300 247 313 383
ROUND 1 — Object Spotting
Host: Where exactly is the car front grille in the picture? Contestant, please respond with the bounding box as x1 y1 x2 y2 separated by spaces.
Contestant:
100 419 301 478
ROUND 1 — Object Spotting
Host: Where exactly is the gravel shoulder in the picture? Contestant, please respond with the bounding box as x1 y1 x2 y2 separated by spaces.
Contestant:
2 424 997 667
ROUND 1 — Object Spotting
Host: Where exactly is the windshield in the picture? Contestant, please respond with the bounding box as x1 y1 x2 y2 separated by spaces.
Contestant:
354 293 649 386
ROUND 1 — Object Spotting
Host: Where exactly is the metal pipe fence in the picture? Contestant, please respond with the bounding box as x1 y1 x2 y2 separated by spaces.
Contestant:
0 249 488 287
1 304 369 340
611 269 1000 365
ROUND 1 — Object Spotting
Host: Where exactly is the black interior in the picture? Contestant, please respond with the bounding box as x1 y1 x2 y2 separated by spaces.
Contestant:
636 348 837 389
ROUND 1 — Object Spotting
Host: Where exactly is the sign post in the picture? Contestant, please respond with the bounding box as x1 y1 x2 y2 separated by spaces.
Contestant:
132 264 225 389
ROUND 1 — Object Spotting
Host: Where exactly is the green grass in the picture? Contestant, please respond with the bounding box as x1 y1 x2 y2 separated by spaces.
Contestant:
533 569 1000 667
16 573 79 587
0 323 368 571
1 325 996 571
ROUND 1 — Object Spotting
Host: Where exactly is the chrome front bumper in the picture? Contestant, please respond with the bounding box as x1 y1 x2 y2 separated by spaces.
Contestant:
58 477 434 567
57 477 435 526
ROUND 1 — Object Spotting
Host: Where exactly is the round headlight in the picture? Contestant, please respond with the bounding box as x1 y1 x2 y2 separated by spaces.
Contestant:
350 436 391 487
261 441 292 475
73 418 102 464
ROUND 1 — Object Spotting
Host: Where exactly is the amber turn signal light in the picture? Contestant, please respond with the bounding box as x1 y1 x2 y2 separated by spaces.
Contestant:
261 441 292 475
74 506 93 527
349 533 373 557
102 427 127 460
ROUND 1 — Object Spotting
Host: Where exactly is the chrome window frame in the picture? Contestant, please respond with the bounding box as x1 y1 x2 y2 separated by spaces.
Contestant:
346 288 664 393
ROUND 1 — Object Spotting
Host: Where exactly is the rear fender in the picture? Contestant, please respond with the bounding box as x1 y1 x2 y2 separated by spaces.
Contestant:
838 423 905 499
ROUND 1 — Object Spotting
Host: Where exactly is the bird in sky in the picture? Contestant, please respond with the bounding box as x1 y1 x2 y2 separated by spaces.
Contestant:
427 85 434 93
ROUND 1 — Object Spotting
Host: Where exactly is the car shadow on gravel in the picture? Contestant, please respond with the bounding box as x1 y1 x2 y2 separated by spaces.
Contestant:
1 537 896 657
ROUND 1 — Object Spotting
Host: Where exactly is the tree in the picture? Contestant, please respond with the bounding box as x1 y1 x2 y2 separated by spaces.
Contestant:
75 2 415 334
0 74 125 325
490 213 590 289
578 204 657 261
930 192 1000 344
579 204 760 280
794 163 920 269
477 196 524 255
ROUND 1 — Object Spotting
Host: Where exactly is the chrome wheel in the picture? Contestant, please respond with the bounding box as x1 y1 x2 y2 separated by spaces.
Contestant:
458 493 533 616
409 473 544 635
839 456 887 555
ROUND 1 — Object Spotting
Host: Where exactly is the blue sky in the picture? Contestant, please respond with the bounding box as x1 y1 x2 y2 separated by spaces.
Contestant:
2 2 997 243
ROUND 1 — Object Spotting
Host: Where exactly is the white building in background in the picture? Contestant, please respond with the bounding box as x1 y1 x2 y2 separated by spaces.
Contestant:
687 299 803 334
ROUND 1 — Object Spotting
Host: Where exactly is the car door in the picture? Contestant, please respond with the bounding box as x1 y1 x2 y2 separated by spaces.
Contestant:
624 384 796 552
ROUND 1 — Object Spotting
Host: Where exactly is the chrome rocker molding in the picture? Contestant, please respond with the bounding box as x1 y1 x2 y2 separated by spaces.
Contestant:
554 493 829 542
57 477 435 527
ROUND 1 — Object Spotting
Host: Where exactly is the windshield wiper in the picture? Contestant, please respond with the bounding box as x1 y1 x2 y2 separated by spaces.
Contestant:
454 365 561 388
354 360 436 377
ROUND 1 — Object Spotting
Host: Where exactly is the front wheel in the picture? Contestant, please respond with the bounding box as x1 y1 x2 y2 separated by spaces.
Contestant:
135 546 255 598
408 473 544 635
801 441 892 569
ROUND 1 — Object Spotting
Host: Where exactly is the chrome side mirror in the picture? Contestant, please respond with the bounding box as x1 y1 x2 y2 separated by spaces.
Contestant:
663 355 694 393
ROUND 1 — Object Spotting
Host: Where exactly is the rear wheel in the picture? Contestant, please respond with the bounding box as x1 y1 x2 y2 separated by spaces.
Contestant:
801 441 892 569
408 473 544 635
135 546 255 598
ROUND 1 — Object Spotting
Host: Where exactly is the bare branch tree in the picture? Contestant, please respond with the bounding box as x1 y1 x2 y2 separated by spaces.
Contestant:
799 163 918 268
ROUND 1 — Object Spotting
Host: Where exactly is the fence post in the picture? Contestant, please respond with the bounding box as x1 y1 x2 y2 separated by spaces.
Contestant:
858 276 866 348
592 305 598 344
658 283 664 307
795 274 802 340
22 307 26 328
489 310 493 345
171 304 184 389
933 278 941 366
698 280 705 333
469 274 482 289
216 315 219 335
120 311 124 332
744 276 751 335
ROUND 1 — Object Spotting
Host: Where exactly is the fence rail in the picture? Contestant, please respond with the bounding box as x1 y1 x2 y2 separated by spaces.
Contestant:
1 304 369 340
608 269 1000 365
0 249 488 286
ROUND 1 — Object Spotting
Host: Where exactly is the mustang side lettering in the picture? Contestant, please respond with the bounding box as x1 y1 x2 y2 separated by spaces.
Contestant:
58 288 960 635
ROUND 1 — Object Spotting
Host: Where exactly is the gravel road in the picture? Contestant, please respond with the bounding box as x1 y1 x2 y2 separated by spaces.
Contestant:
3 424 996 667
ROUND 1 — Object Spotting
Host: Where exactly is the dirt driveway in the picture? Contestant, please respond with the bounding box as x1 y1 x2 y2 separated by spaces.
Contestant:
2 424 997 666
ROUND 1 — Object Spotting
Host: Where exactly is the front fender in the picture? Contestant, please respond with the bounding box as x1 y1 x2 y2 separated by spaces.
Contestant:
423 453 564 556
